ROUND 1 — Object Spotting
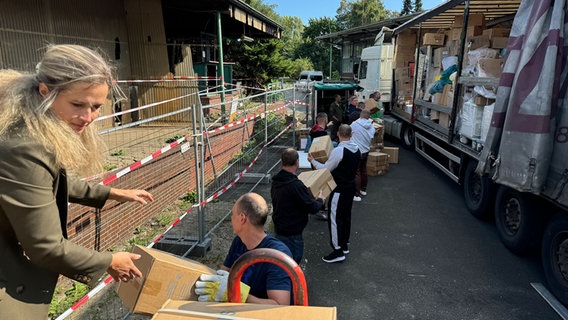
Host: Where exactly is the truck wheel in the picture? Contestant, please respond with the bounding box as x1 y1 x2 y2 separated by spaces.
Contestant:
463 160 494 219
401 124 415 150
542 214 568 305
494 186 538 254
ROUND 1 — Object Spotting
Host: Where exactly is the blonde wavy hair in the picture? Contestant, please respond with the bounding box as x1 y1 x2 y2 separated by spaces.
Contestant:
0 44 124 176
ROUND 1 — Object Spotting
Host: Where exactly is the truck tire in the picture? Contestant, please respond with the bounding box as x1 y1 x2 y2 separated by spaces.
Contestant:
463 160 494 219
494 186 539 254
542 214 568 306
401 123 415 150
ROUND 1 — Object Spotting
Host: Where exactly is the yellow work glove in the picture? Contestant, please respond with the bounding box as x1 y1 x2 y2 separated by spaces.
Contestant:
194 269 250 302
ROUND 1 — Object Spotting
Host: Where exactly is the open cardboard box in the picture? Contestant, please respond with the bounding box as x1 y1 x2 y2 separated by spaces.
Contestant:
117 245 216 315
151 300 337 320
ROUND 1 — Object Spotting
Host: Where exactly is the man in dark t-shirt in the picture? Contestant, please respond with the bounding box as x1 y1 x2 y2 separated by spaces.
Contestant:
222 193 292 304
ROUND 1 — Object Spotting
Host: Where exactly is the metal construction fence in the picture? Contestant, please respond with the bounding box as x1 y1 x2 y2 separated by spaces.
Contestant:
54 81 313 319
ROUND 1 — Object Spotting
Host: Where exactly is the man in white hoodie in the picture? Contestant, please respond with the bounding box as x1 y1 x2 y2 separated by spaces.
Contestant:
351 109 376 201
308 125 360 263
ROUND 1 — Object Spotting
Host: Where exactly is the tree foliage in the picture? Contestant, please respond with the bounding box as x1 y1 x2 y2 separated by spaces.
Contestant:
336 0 389 29
294 17 341 78
401 0 413 16
414 0 423 12
225 39 294 86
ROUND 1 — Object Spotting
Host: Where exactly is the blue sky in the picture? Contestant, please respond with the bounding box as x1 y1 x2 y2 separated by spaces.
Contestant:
264 0 442 24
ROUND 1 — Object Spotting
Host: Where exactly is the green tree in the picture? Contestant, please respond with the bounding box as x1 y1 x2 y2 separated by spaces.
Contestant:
279 16 305 59
226 39 294 86
241 0 279 21
336 0 388 29
413 0 423 12
401 0 413 15
295 17 341 78
290 57 314 79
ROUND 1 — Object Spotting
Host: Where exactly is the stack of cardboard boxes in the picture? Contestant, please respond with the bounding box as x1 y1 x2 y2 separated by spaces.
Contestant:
367 151 389 176
395 13 510 132
370 121 384 152
393 29 417 111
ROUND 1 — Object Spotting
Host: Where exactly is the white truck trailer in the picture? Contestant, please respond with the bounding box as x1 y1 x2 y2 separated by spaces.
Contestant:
375 0 568 305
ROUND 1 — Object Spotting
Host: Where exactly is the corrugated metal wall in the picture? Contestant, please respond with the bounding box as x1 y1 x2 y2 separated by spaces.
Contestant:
0 0 199 127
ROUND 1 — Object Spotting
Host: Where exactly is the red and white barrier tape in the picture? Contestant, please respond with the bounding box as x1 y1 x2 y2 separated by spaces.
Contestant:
55 120 293 320
100 136 188 186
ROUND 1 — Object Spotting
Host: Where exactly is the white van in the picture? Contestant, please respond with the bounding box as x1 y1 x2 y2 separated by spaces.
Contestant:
295 70 324 91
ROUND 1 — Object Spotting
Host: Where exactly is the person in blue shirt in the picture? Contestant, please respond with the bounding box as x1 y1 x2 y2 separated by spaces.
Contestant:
197 192 293 305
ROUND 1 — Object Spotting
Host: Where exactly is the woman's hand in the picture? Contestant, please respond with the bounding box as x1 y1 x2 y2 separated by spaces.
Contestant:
109 188 154 204
107 252 143 282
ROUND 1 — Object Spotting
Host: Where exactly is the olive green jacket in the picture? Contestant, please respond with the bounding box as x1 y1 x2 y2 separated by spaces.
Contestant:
0 137 112 319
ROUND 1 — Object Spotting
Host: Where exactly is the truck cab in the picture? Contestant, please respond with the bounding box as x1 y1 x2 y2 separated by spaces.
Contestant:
357 27 395 108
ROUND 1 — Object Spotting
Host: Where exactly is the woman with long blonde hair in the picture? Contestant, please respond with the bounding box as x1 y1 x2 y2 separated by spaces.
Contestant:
0 44 153 319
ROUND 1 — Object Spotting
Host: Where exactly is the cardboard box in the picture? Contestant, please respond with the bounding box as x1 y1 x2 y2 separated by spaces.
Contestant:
439 112 451 128
433 48 450 68
450 26 483 41
423 33 445 46
478 58 503 78
308 135 333 163
395 66 413 80
117 245 216 315
151 300 338 320
467 36 491 50
381 147 399 164
298 168 337 199
474 95 495 106
482 28 510 38
368 152 389 165
454 13 485 27
491 37 508 49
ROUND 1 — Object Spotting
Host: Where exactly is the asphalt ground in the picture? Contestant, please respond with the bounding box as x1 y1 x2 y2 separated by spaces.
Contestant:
298 140 561 320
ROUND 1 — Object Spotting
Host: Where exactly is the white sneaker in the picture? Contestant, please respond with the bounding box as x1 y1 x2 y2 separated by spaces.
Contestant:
360 191 367 196
353 196 362 202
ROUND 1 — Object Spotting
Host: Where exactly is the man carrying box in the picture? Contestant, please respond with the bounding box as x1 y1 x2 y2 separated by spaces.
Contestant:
271 148 325 264
308 125 360 263
195 193 293 305
351 109 376 201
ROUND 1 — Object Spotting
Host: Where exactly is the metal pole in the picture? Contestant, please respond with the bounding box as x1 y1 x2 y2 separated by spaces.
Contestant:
292 87 296 149
329 43 332 79
191 104 204 244
216 11 226 120
264 92 268 173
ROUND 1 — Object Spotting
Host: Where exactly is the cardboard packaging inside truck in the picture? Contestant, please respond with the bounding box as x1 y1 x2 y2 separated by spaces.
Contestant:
117 245 215 315
151 300 338 320
298 168 337 199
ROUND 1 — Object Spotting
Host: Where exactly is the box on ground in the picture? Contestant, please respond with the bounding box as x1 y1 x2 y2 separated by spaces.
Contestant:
381 147 399 164
367 152 389 176
308 135 333 163
151 300 337 320
117 245 215 315
298 168 337 199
